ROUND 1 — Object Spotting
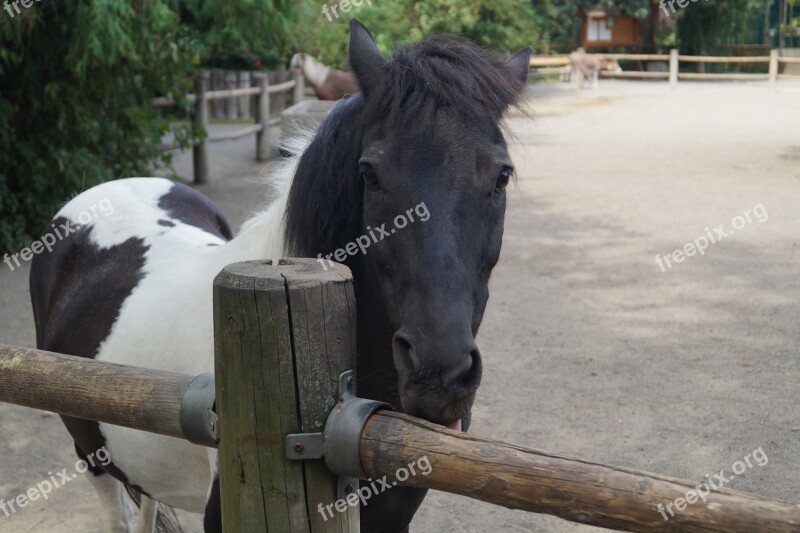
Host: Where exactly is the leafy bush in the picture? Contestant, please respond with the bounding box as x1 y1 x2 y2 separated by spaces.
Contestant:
0 1 197 253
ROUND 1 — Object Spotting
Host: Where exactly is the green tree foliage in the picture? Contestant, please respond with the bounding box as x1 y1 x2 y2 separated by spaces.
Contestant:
787 0 800 36
675 0 765 54
303 0 543 69
0 1 199 253
178 0 308 69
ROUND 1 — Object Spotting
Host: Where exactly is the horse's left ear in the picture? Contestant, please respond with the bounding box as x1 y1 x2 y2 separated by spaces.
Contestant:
349 18 386 96
506 47 532 85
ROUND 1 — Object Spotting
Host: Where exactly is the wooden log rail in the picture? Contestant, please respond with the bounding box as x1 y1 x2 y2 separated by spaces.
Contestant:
360 411 800 533
0 344 205 442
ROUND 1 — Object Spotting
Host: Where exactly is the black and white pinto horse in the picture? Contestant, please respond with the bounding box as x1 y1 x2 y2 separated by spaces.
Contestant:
30 20 530 533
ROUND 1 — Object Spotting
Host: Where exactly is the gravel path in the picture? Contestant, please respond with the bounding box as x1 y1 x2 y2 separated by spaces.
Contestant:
1 80 798 532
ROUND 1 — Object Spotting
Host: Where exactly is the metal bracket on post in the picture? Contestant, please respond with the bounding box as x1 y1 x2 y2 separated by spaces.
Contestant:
180 373 219 448
285 370 391 499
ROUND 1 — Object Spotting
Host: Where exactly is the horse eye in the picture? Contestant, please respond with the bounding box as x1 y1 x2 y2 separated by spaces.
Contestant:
360 163 379 188
496 166 513 191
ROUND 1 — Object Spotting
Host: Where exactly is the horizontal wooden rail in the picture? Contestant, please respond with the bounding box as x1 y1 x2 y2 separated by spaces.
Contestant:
679 55 770 63
360 411 800 533
208 124 263 142
530 56 570 67
605 53 670 61
779 56 800 64
679 73 768 81
268 80 296 93
601 71 670 79
203 86 264 101
0 344 193 439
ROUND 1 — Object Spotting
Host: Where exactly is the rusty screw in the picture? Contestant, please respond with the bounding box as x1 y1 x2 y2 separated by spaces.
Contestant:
293 441 304 453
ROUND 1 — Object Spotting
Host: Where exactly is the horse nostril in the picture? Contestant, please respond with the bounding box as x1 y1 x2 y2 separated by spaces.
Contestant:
444 348 482 389
392 332 419 374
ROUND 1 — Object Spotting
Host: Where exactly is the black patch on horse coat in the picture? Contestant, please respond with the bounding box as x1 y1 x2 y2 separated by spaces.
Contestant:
203 475 222 533
158 182 234 241
29 217 151 493
157 219 176 227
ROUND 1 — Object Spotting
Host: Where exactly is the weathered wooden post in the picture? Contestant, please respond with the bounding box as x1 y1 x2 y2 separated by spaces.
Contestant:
293 69 305 105
255 73 271 162
769 49 779 90
213 259 359 532
193 74 210 184
669 49 679 89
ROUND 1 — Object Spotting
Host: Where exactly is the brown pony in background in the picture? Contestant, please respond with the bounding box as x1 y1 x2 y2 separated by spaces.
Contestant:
290 53 360 100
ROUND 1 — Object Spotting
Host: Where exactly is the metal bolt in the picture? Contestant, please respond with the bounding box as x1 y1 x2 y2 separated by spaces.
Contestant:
293 442 304 453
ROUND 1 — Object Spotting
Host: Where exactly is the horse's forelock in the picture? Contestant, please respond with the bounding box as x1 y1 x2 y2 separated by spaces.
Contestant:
362 36 527 126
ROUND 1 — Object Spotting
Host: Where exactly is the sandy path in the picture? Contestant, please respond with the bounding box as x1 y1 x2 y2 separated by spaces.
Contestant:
1 80 798 532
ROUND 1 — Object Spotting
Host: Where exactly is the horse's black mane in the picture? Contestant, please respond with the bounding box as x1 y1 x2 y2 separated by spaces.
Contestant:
284 35 525 264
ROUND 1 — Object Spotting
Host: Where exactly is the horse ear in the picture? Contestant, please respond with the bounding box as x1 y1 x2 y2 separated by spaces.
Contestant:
506 47 532 85
349 18 386 96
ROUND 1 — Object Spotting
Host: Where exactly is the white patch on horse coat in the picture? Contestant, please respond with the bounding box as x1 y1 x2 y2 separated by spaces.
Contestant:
55 137 308 511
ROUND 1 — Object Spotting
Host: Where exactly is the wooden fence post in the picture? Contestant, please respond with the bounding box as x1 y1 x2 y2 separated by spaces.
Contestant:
193 74 210 185
669 49 679 89
255 74 271 162
769 49 779 90
213 259 359 532
293 69 305 105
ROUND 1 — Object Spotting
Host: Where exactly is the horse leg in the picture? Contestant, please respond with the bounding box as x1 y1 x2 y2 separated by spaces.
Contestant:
82 463 135 532
136 495 158 533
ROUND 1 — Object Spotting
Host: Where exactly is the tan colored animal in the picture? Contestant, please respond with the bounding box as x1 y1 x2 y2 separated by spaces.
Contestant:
290 53 360 100
568 48 622 89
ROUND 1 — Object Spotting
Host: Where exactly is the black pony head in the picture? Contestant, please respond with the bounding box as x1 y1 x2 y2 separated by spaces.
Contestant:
285 19 530 431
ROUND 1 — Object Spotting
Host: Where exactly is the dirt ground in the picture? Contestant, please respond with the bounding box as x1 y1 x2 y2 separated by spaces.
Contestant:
1 79 798 532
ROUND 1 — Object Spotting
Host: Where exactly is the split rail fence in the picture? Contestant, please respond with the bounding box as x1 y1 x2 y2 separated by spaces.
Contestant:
151 71 306 185
530 49 800 90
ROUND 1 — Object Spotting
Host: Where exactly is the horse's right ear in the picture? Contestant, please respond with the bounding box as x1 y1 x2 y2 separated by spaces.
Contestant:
506 47 532 85
349 18 386 96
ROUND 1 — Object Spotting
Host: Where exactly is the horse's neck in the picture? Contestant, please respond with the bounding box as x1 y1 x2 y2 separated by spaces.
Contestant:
303 55 331 87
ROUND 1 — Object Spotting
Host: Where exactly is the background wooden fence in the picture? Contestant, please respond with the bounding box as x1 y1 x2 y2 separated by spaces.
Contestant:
530 49 800 90
151 70 305 184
